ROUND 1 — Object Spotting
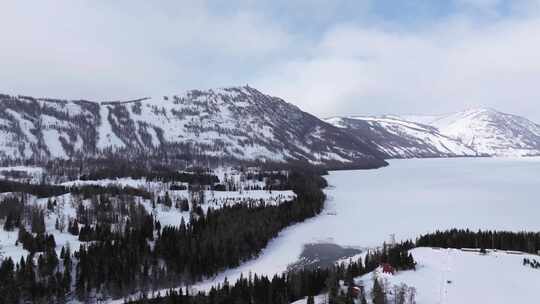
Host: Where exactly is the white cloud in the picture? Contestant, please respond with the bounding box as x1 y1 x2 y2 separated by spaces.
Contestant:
0 0 292 100
255 13 540 121
0 0 539 122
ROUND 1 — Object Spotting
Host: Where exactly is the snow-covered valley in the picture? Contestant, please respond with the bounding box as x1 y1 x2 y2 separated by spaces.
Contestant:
192 157 540 302
1 158 539 303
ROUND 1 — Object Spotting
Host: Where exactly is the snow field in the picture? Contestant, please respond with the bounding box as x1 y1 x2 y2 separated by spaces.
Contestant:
356 247 540 304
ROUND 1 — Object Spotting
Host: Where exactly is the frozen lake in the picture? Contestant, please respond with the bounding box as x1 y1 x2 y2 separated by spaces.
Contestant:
196 157 540 290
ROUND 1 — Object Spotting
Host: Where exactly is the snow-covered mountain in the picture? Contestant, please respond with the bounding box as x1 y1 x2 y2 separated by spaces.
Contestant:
325 116 477 159
327 108 540 158
403 108 540 157
0 87 386 168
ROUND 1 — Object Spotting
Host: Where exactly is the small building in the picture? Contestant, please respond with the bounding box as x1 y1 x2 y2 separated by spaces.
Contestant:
381 263 395 274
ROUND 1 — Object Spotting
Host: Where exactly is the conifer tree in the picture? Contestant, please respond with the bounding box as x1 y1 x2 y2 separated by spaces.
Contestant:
372 278 386 304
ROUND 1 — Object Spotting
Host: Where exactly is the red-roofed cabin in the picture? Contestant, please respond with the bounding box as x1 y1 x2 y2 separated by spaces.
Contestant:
381 263 395 274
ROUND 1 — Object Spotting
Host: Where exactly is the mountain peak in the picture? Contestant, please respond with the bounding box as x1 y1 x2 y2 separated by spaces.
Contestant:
0 88 386 168
324 115 477 159
327 107 540 159
459 107 500 116
420 108 540 156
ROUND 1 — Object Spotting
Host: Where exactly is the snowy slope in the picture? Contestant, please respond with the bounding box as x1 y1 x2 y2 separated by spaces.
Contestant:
403 108 540 157
0 89 386 168
0 182 295 264
327 108 540 158
356 247 540 304
325 116 476 159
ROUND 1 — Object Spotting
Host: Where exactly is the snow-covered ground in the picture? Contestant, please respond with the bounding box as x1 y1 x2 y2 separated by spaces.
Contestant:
290 294 328 304
60 177 159 188
0 179 294 263
295 247 540 304
140 189 295 227
0 193 83 262
356 247 540 304
0 166 45 183
191 157 540 298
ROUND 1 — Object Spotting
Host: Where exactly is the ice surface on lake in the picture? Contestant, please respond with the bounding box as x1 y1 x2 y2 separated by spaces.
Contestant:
195 157 540 290
324 157 540 245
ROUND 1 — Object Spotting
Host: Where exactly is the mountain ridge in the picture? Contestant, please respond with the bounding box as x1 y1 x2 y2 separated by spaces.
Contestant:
327 107 540 158
325 115 477 159
3 87 539 165
0 87 387 169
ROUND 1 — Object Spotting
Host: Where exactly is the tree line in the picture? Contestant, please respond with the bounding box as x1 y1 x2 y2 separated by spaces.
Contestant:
416 229 540 253
0 179 152 199
128 243 416 304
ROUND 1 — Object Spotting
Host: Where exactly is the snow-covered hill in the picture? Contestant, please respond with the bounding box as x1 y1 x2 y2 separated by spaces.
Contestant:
404 108 540 157
327 108 540 158
0 87 386 168
325 116 477 159
292 247 540 304
0 166 296 263
356 247 540 304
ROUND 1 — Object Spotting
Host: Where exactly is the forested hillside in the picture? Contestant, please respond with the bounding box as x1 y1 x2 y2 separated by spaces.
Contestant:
0 167 331 303
0 87 387 170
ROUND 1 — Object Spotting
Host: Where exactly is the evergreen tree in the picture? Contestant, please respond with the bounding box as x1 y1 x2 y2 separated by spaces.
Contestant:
372 278 386 304
3 212 16 231
180 199 190 212
31 209 46 234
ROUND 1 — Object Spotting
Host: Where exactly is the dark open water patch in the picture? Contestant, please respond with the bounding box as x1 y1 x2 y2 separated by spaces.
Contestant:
288 243 361 271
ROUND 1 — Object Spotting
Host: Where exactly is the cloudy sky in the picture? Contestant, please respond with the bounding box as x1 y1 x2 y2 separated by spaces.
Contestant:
1 0 540 121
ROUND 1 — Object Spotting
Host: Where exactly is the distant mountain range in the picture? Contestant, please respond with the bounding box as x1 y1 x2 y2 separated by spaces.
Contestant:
0 87 386 169
1 87 539 167
326 108 540 159
324 115 476 159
